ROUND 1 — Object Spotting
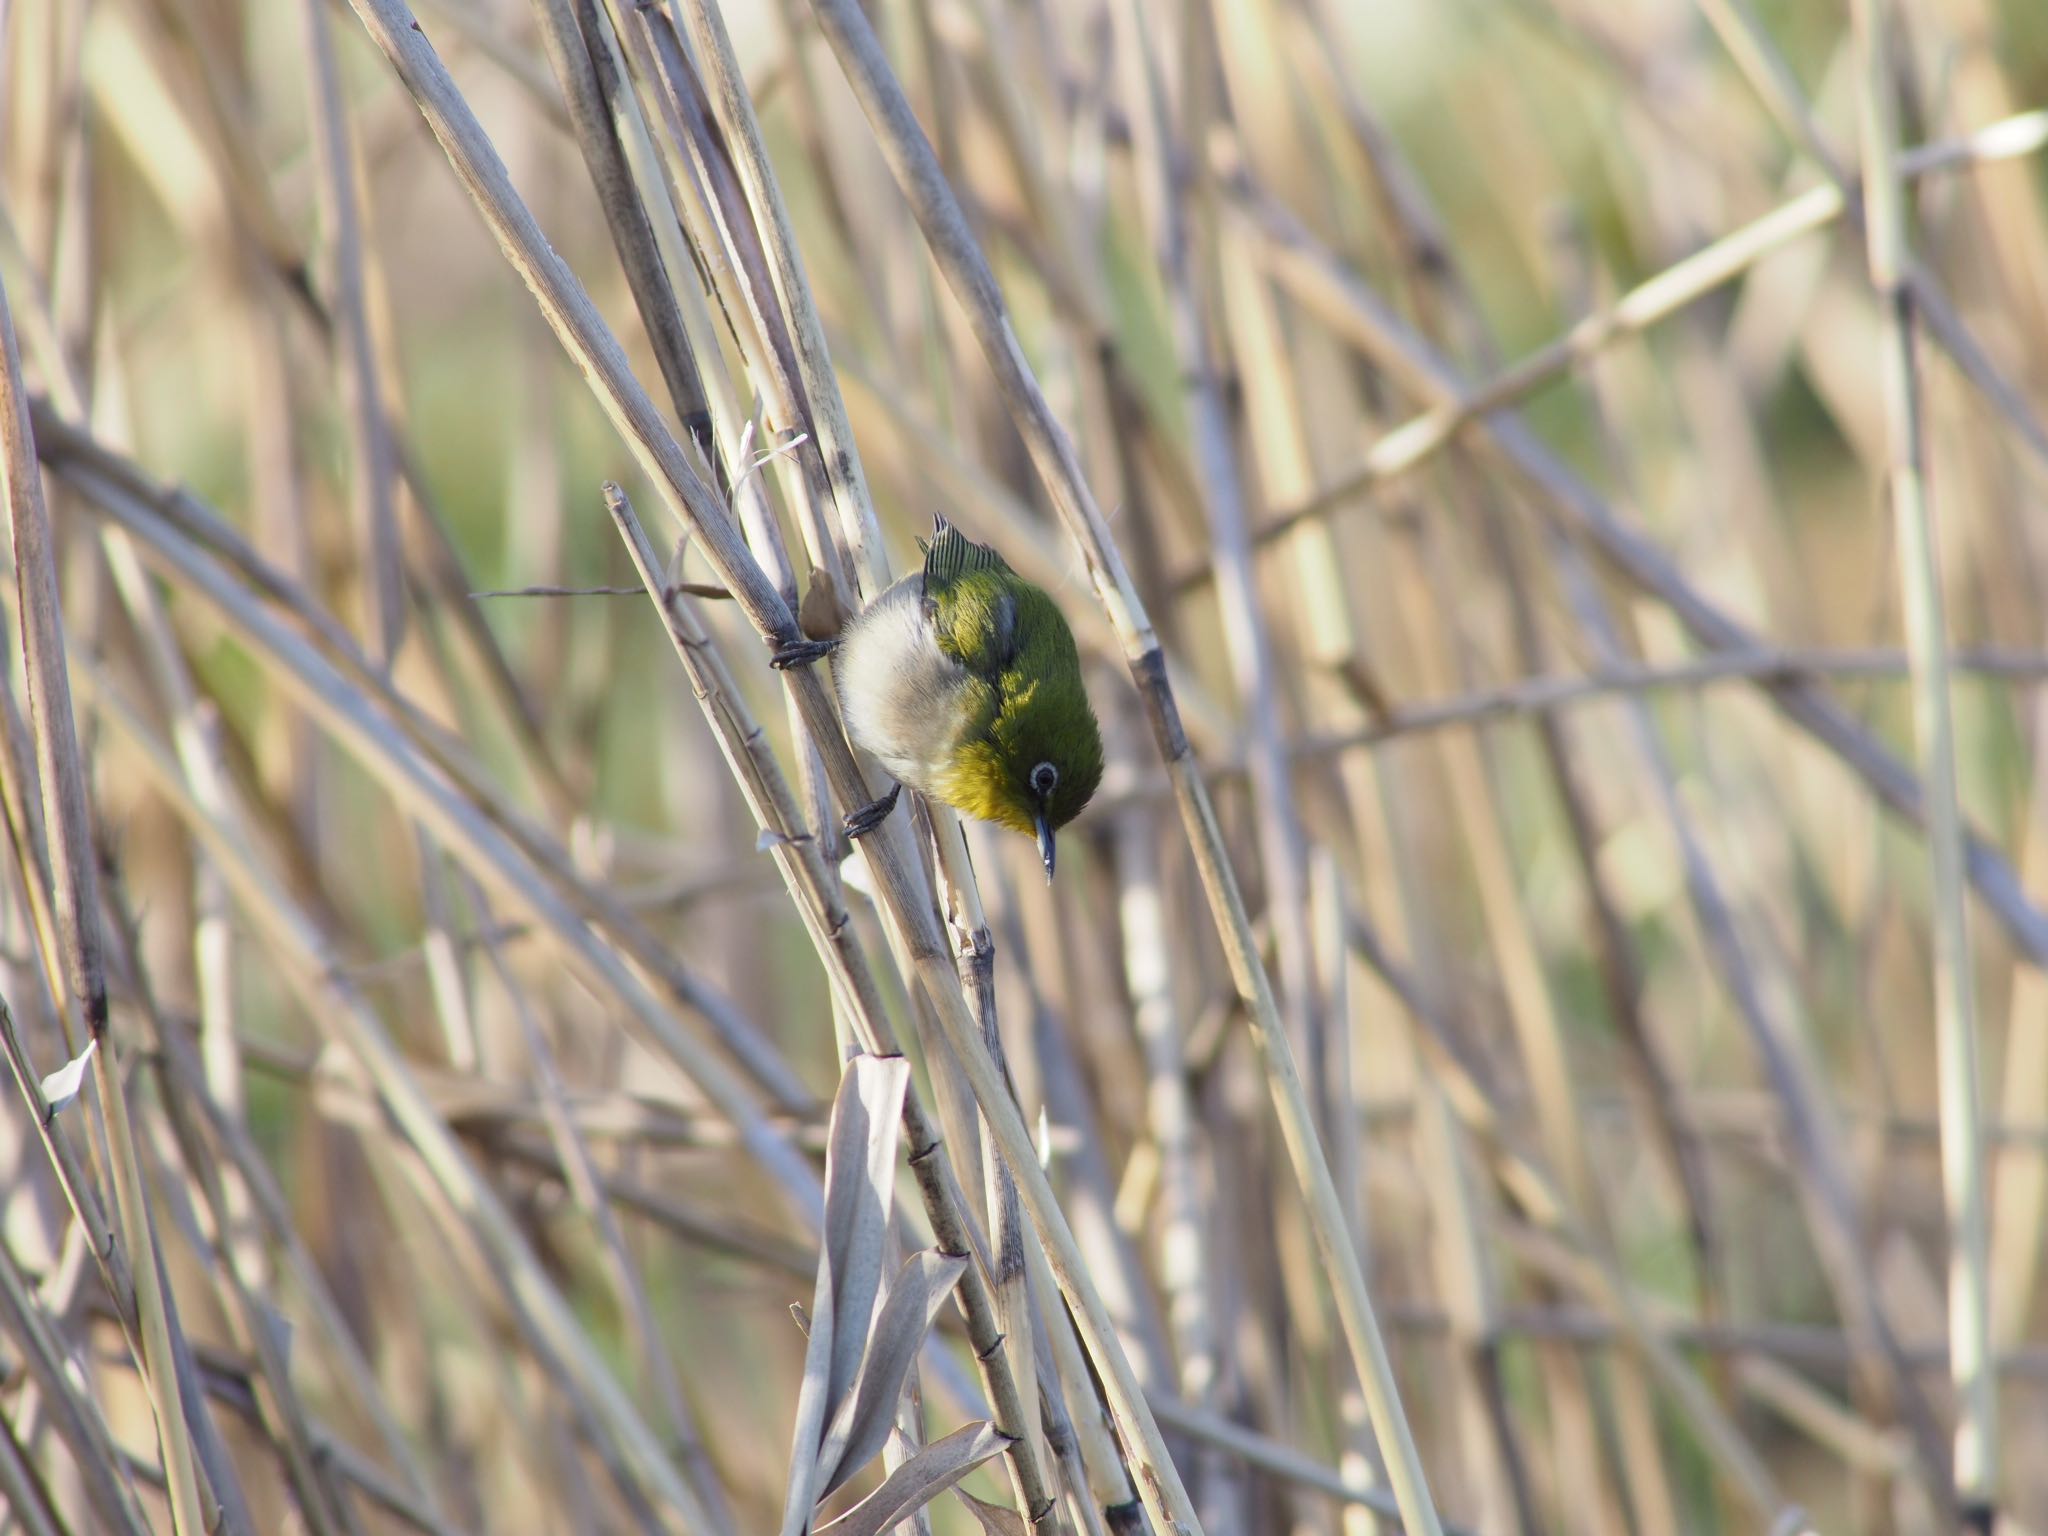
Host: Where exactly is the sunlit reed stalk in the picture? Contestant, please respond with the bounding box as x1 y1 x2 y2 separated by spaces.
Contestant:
0 273 235 1536
97 881 357 1536
1251 109 2048 542
1691 2 2048 488
33 369 776 1521
0 1028 154 1536
529 0 712 460
667 0 889 594
924 814 1045 1512
297 0 404 665
1853 0 1994 1520
621 0 1060 1511
461 864 738 1535
1107 0 1328 1198
81 409 400 1536
1238 138 2048 1025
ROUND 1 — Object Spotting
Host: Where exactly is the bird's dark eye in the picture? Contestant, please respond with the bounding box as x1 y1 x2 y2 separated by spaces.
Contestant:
1030 762 1058 798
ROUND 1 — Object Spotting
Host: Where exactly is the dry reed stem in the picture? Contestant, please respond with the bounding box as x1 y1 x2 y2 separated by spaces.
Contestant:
529 0 712 459
625 3 855 595
1291 646 2048 758
1691 0 2048 490
925 812 1046 1519
460 865 738 1534
18 313 737 1531
1257 164 2048 925
31 407 811 1113
297 0 405 665
157 997 450 1520
0 1071 155 1536
669 0 889 595
1340 903 1787 1513
1852 0 1995 1517
0 1408 63 1536
0 270 230 1535
97 887 355 1536
1251 108 2048 542
1145 1391 1476 1536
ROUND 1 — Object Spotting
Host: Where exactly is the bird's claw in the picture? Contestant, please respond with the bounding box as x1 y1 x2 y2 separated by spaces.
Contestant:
843 783 901 840
770 637 840 670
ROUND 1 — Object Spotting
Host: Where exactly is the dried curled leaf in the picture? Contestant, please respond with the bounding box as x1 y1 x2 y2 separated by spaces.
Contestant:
778 1054 912 1536
954 1488 1031 1535
816 1248 967 1497
814 1422 1014 1536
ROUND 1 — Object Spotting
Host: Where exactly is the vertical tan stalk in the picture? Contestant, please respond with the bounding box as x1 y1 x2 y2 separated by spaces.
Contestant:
297 0 405 663
644 30 1062 1501
0 1205 155 1536
0 275 220 1536
927 817 1045 1513
301 0 496 1090
620 6 852 596
1852 0 1994 1519
1113 787 1234 1518
98 891 354 1536
670 0 889 592
1990 768 2048 1352
1106 0 1326 1124
1236 166 1959 1515
66 445 826 1205
528 0 712 458
1236 156 2048 971
337 4 1224 1527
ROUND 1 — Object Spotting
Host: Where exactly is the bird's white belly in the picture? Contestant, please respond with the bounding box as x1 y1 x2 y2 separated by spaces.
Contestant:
835 578 971 791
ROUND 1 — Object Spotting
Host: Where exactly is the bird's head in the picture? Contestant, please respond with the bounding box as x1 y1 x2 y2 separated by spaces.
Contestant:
940 668 1103 881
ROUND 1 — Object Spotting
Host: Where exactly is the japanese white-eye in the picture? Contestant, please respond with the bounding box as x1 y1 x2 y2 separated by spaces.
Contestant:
775 519 1103 879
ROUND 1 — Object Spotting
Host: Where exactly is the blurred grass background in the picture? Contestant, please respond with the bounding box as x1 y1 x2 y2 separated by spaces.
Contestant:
3 0 2048 1531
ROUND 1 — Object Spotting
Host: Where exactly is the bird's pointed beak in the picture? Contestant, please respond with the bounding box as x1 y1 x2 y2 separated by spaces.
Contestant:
1035 811 1056 884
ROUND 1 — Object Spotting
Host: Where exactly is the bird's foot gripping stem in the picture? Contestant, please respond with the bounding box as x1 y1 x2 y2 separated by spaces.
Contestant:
770 636 840 670
843 782 901 840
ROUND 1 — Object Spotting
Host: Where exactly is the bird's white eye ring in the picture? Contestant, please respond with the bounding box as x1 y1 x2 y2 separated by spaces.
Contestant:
1030 762 1058 797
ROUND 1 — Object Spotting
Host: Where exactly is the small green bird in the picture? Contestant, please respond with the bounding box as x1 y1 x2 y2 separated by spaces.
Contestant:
774 519 1103 879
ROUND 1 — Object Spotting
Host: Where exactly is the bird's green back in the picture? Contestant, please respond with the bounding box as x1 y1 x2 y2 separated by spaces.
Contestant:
918 521 1103 835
